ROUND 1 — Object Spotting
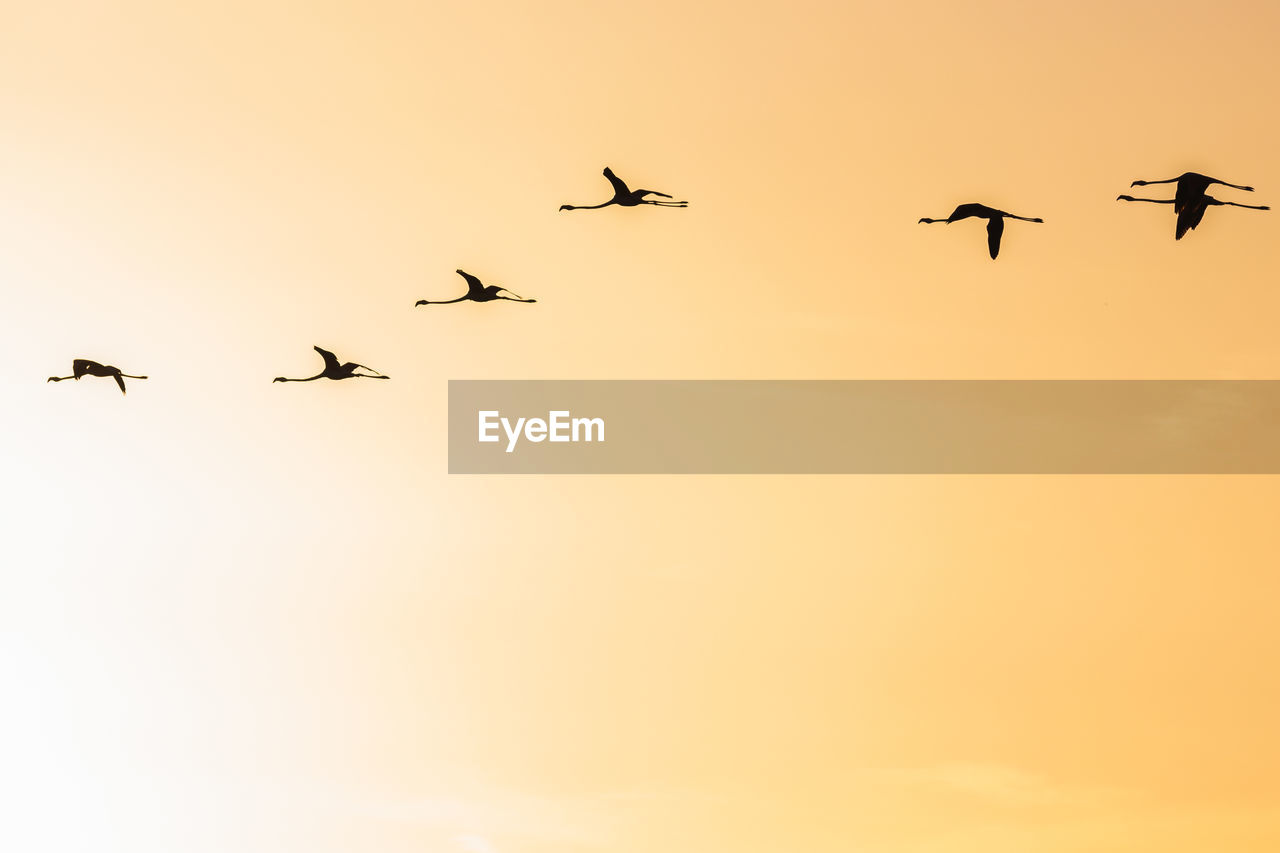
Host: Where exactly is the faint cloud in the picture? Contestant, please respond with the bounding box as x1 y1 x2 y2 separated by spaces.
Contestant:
588 787 729 805
353 786 615 850
354 783 726 853
453 833 498 853
861 762 1139 808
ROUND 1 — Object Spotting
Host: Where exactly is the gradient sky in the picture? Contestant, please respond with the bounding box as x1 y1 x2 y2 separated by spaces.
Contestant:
3 1 1279 851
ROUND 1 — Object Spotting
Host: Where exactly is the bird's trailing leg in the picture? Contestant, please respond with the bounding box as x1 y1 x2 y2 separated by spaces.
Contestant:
1216 201 1271 211
638 190 688 204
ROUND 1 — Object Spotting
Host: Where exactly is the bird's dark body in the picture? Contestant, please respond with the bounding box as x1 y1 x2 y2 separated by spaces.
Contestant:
1172 173 1218 215
558 167 688 211
1175 193 1270 239
414 270 537 306
273 346 388 382
47 358 147 394
1129 171 1256 216
1117 177 1269 240
72 359 116 378
918 202 1043 259
944 203 1006 222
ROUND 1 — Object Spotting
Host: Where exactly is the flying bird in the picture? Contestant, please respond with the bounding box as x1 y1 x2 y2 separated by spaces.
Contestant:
47 359 147 395
918 203 1044 259
415 270 536 306
273 346 389 382
1128 171 1255 214
1117 193 1270 239
559 167 688 211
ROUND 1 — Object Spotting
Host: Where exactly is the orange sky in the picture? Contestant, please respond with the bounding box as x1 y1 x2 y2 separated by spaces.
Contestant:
2 2 1279 852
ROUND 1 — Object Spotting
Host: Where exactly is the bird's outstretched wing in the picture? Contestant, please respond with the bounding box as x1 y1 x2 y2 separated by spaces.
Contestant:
113 373 127 395
1176 198 1208 240
602 167 630 196
456 269 486 296
986 216 1005 259
1173 185 1194 216
314 346 341 372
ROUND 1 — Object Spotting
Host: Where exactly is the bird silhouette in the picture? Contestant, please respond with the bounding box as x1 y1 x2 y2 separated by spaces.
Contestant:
1128 172 1255 215
559 167 688 211
273 346 389 382
415 270 536 306
918 203 1044 259
1117 193 1270 239
47 359 147 395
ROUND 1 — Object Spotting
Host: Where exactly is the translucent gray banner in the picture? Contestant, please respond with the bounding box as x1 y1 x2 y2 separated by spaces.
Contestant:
447 381 1280 474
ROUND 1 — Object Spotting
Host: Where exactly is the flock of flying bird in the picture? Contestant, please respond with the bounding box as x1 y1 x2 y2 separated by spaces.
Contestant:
45 167 1268 395
920 170 1268 259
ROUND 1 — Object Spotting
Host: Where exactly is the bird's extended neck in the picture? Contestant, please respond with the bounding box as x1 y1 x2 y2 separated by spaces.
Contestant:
560 201 615 211
416 296 470 305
